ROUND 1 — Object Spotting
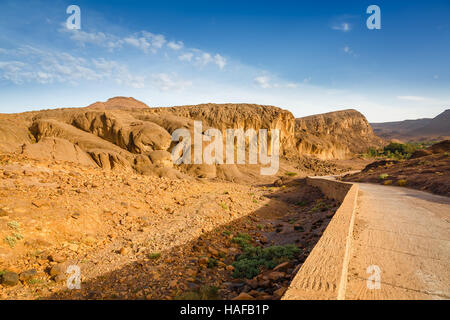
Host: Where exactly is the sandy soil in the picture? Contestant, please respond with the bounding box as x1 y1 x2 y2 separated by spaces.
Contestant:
0 154 338 300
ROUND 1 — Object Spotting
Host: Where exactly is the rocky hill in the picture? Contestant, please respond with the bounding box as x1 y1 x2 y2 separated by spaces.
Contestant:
295 109 384 159
371 109 450 142
0 97 383 180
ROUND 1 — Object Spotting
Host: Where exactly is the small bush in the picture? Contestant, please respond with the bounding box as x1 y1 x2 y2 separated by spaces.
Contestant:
285 172 297 177
4 236 17 248
384 180 393 185
232 244 300 279
397 179 407 187
231 233 252 248
379 173 389 180
12 232 23 240
219 202 228 210
207 257 218 268
7 221 20 230
147 252 161 260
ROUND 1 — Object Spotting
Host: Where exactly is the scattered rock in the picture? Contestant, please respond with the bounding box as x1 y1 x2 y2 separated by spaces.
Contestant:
273 287 287 298
1 271 19 286
119 247 129 255
48 254 65 263
19 269 37 282
207 246 219 256
273 262 290 272
50 263 66 277
54 273 67 283
0 208 8 217
232 292 255 300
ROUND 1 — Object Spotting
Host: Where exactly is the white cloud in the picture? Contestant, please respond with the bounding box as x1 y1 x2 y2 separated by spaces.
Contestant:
123 36 151 52
142 31 166 49
343 46 357 57
214 54 226 69
59 27 226 69
254 76 272 89
0 46 144 87
151 73 192 91
178 52 193 62
397 95 427 101
332 22 351 32
167 41 184 50
196 52 213 66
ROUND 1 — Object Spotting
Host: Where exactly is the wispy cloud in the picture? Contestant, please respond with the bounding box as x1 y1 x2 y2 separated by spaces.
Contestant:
343 45 357 57
332 22 351 32
178 52 194 62
151 73 192 91
59 27 226 69
254 75 308 89
254 76 272 88
397 95 427 101
167 41 184 50
0 46 145 88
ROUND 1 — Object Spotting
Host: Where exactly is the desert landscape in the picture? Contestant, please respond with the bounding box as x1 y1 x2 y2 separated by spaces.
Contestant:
1 1 450 305
0 97 449 300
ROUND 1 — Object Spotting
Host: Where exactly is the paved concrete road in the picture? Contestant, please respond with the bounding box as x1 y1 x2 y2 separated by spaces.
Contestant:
345 183 450 299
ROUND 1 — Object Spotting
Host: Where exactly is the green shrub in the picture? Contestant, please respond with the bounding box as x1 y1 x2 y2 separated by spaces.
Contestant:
219 202 228 210
379 173 389 180
4 236 17 248
222 230 231 236
207 257 218 268
147 252 161 260
7 221 20 230
231 233 252 248
285 172 297 176
232 244 300 279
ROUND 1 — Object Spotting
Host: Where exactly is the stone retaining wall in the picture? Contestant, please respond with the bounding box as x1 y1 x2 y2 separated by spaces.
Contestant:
282 178 358 300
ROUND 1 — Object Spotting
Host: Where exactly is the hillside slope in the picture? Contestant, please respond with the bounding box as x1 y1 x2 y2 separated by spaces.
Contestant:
371 109 450 142
295 109 384 160
0 97 383 179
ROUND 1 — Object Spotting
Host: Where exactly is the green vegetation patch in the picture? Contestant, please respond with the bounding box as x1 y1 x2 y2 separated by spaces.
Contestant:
147 252 161 260
231 233 252 248
232 244 300 279
379 173 389 180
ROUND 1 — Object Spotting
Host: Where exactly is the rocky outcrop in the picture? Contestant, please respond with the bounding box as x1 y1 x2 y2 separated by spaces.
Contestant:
295 109 384 159
85 96 150 111
22 137 96 167
71 111 172 154
153 103 297 155
0 117 34 153
0 97 385 179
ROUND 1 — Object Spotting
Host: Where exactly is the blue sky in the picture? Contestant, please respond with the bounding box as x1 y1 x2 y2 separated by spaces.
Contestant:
0 0 449 121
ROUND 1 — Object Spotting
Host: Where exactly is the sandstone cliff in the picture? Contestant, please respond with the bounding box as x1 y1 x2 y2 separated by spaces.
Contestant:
0 98 383 179
295 109 384 160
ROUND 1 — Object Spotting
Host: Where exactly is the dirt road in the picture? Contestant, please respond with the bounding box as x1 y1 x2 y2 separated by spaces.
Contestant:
345 183 450 299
